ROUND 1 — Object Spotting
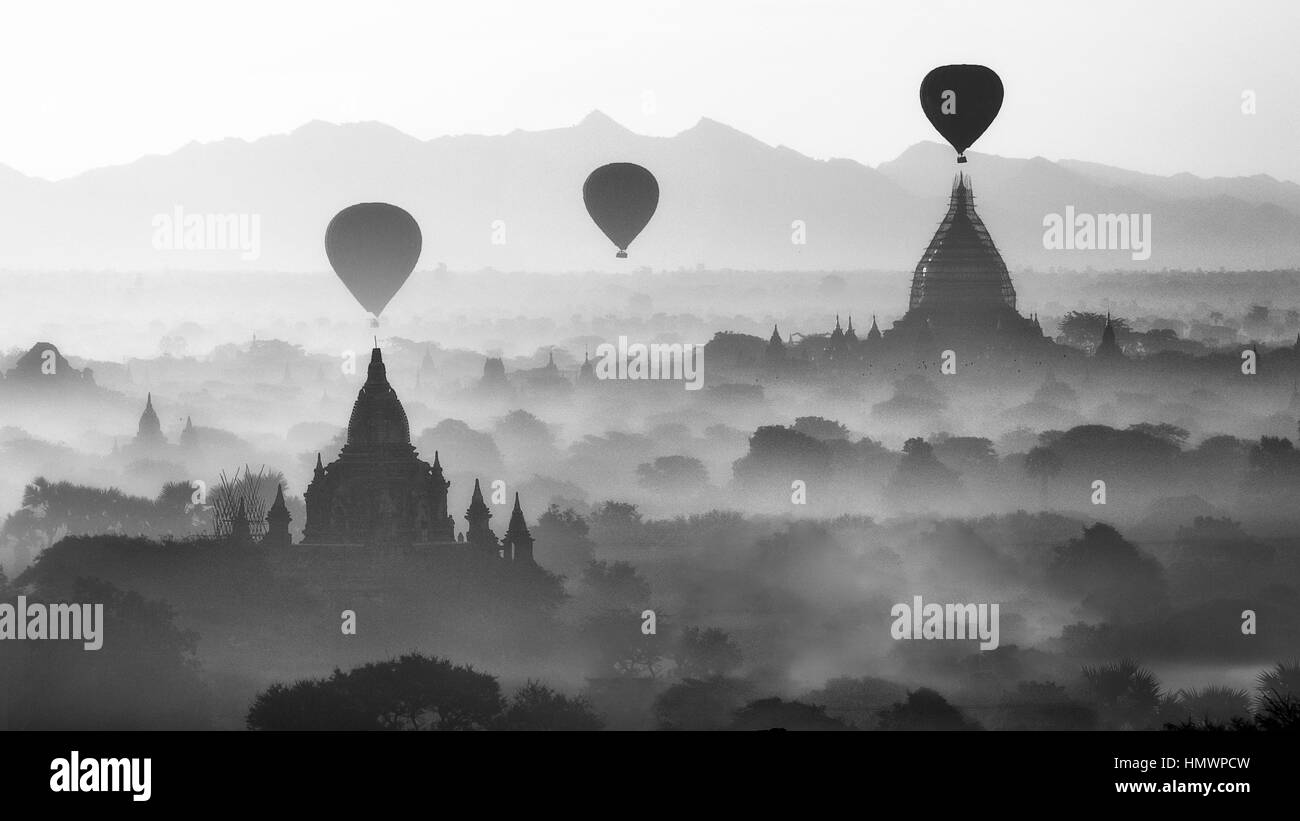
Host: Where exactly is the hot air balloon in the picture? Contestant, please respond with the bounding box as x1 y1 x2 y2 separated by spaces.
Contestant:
919 65 1003 163
325 203 422 326
583 163 659 258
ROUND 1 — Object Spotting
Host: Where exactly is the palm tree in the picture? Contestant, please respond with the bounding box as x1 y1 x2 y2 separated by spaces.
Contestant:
1081 659 1163 729
1256 661 1300 708
1172 686 1253 727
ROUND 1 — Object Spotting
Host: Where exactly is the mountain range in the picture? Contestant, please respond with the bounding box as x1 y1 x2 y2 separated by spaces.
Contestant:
2 110 1299 272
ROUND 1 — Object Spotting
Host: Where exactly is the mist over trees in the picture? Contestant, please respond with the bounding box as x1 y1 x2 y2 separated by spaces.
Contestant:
5 268 1300 732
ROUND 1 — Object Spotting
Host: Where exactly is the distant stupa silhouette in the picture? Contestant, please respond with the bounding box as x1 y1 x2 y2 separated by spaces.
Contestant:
909 173 1016 313
887 173 1040 345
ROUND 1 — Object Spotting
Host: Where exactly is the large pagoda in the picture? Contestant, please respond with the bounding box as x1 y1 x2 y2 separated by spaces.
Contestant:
886 173 1042 346
302 347 456 547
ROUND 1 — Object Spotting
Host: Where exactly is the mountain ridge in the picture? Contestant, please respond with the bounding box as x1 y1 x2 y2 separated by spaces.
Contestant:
1 112 1298 272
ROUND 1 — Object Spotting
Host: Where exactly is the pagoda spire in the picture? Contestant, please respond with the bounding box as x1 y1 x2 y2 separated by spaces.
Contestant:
136 392 163 444
829 314 845 348
501 493 535 564
578 347 597 385
1096 313 1123 359
465 479 497 549
230 498 251 546
506 493 529 533
264 484 292 548
180 415 198 448
906 171 1016 318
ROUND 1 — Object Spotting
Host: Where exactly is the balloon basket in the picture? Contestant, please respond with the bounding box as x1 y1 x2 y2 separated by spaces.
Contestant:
616 250 628 259
369 317 379 329
957 155 968 164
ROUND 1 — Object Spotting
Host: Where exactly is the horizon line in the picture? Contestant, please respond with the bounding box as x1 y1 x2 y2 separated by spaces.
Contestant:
2 112 1294 187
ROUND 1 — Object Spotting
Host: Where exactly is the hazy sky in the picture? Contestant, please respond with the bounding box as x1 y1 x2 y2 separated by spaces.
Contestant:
4 0 1297 181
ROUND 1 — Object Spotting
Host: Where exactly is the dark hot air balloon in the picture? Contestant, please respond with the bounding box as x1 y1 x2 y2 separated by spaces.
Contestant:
919 65 1003 163
583 163 659 258
325 203 422 323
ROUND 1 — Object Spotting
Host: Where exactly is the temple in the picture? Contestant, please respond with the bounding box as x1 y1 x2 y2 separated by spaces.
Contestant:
303 347 454 546
730 172 1050 373
135 393 165 446
883 173 1043 348
301 346 535 560
1094 313 1125 359
3 342 96 386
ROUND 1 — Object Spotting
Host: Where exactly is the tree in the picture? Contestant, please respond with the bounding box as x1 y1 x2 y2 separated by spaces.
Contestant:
343 654 503 730
931 435 998 472
1080 659 1163 730
1256 661 1300 705
1253 691 1300 731
674 627 743 679
654 677 752 730
6 576 210 729
885 437 960 503
3 478 173 553
1175 517 1274 565
415 419 504 475
589 501 643 530
877 688 981 731
581 560 651 611
995 681 1096 730
1045 425 1181 483
1245 436 1300 491
1127 422 1189 447
246 653 503 731
246 677 376 730
636 455 709 493
494 409 555 449
1167 686 1253 728
495 681 604 730
1024 446 1063 506
580 609 669 679
803 676 910 730
791 416 850 441
533 505 596 574
1058 311 1130 350
155 480 207 535
732 425 831 486
1048 524 1167 622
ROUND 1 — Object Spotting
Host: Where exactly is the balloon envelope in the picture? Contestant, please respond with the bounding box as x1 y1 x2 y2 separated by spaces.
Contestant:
583 163 659 258
919 65 1003 162
325 203 422 317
